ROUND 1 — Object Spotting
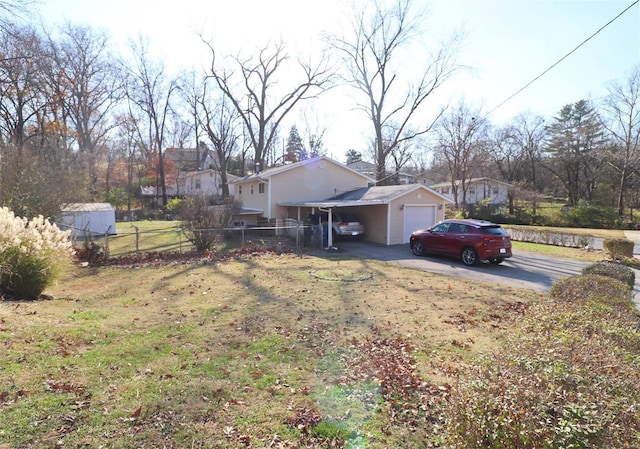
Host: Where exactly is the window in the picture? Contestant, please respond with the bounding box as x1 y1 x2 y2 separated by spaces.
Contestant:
238 185 243 195
493 188 499 195
195 179 201 189
250 184 254 194
448 223 462 233
469 188 475 195
258 183 265 194
431 222 450 233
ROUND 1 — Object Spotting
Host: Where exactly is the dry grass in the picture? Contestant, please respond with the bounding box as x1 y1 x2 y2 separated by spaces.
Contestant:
0 251 543 448
506 224 625 239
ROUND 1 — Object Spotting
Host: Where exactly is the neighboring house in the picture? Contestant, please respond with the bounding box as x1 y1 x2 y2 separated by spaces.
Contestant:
164 147 213 171
232 156 452 245
58 203 116 237
429 178 511 207
347 160 416 185
141 169 237 204
173 169 238 198
396 172 416 185
347 160 376 178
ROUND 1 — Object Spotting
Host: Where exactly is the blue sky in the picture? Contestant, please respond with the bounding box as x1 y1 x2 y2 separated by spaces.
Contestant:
39 0 639 158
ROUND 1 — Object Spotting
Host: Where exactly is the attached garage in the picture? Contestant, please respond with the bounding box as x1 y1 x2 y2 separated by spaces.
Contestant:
403 205 437 243
280 184 451 246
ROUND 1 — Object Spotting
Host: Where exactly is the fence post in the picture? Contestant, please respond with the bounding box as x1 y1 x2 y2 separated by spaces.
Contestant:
104 232 109 261
134 225 140 261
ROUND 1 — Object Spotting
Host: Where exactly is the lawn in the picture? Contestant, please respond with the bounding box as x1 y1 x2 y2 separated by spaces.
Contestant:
0 249 544 448
2 220 633 447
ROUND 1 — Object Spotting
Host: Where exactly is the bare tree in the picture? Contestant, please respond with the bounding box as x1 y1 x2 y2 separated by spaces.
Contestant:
0 23 43 148
44 23 123 198
489 114 546 213
435 101 488 208
332 0 461 184
0 0 34 27
0 22 87 217
508 113 546 193
602 65 640 217
123 38 178 206
203 40 332 171
197 79 240 198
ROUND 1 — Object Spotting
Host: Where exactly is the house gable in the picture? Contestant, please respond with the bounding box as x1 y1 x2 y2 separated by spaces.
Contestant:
234 157 374 219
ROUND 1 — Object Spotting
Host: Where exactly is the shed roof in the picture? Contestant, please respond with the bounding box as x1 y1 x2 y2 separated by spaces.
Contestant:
60 203 115 212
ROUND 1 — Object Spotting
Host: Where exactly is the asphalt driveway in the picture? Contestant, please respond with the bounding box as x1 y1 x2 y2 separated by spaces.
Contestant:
329 240 640 310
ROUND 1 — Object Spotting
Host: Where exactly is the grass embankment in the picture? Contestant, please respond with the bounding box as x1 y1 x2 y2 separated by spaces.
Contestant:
505 224 625 240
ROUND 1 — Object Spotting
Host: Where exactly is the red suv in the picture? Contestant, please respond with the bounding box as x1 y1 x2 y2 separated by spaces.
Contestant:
409 219 512 266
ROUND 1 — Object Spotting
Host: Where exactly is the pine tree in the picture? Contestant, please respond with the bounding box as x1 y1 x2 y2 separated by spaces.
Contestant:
544 100 606 205
285 125 304 162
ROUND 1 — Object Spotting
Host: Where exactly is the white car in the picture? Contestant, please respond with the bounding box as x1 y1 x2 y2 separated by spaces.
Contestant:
329 213 364 238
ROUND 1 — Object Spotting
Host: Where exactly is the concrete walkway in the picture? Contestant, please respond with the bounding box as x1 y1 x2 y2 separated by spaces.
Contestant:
622 231 640 311
624 230 640 254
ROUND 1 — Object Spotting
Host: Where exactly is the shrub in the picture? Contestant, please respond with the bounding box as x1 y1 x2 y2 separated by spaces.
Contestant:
565 202 618 229
178 195 241 252
505 227 593 248
602 238 634 260
0 207 75 300
178 195 219 252
446 274 640 448
549 274 632 308
582 261 635 289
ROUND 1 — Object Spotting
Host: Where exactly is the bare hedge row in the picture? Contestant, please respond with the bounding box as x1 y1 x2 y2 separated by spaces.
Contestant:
444 262 640 448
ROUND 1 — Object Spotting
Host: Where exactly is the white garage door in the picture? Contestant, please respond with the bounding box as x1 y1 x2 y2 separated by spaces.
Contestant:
403 205 436 243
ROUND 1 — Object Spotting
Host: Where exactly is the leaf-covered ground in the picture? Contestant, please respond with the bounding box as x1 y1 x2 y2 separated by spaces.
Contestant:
1 250 542 448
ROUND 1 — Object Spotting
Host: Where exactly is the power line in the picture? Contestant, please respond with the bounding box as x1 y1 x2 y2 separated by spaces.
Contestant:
486 0 639 118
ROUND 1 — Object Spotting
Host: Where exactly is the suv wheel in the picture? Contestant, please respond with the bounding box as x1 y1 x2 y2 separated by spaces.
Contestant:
411 240 425 256
461 247 479 266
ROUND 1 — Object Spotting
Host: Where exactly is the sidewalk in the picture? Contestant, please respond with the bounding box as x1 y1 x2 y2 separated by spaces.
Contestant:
623 230 640 256
622 231 640 311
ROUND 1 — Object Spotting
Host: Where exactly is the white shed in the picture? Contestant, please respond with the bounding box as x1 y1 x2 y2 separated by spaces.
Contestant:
58 203 117 237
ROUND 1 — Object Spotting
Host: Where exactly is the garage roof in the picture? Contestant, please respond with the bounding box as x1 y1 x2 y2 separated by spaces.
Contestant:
278 184 452 208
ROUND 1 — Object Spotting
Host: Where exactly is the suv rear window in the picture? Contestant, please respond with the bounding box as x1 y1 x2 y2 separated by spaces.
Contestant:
480 226 507 236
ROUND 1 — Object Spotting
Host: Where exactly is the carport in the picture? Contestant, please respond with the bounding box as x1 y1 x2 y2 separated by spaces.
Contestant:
279 184 452 247
279 199 380 248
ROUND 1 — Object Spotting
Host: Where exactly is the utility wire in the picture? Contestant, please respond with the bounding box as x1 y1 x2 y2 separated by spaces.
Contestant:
486 0 639 117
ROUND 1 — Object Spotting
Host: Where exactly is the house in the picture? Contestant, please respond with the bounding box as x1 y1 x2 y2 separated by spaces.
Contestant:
232 156 452 246
232 157 374 226
58 203 116 237
164 147 213 171
141 169 237 205
429 178 511 207
347 160 376 177
172 169 238 199
347 160 416 185
395 172 416 185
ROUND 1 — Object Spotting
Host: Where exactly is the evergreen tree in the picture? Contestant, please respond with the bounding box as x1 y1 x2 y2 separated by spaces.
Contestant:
285 125 304 162
543 100 606 206
345 149 362 164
